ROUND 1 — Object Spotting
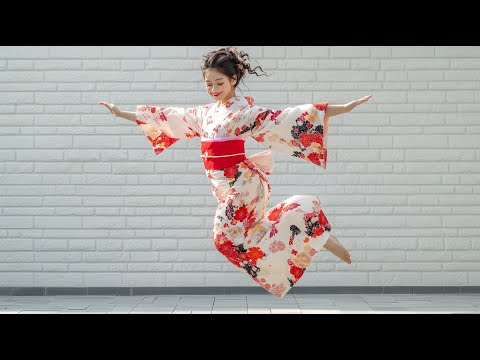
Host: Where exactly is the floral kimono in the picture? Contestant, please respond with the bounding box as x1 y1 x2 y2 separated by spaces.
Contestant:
135 96 331 298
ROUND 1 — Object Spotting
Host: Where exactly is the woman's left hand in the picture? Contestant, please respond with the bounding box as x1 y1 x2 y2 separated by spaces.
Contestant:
346 94 373 112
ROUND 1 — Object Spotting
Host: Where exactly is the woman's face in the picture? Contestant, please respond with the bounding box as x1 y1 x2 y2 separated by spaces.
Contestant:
203 68 236 104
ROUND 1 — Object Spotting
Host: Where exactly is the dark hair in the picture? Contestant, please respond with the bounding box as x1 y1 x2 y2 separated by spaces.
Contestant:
201 46 268 88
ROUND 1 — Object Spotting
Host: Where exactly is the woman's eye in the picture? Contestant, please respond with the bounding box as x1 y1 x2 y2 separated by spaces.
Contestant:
217 83 224 86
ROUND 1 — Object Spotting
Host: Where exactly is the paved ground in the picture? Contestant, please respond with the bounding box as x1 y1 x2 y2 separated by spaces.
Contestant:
1 293 480 313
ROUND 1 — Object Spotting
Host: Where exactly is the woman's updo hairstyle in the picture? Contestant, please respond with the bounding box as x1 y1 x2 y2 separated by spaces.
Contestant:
201 46 268 87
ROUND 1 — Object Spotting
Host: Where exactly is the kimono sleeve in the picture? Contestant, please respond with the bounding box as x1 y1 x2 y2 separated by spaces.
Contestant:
135 105 203 155
247 102 330 169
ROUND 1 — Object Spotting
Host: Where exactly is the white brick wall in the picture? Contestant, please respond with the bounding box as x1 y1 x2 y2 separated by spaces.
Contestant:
1 46 479 289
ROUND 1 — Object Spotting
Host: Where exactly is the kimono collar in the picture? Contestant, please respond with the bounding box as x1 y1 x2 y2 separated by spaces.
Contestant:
216 96 255 109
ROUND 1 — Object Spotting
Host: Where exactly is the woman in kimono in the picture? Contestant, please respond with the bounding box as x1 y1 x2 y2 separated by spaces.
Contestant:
99 47 372 298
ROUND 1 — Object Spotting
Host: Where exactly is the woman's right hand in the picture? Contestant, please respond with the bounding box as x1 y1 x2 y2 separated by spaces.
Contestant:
98 101 121 117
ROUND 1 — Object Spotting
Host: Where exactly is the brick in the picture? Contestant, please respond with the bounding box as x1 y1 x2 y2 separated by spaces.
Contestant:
49 46 102 58
7 60 34 70
0 47 49 58
130 252 159 262
331 46 370 58
391 47 435 57
102 47 149 58
422 272 468 286
263 46 285 58
35 59 82 70
151 46 188 58
95 240 123 251
301 47 329 58
84 273 122 286
122 273 166 286
0 239 33 250
370 47 392 58
369 273 422 286
34 272 84 286
82 216 125 228
166 273 206 286
0 273 35 286
450 58 480 69
34 239 68 250
435 47 480 57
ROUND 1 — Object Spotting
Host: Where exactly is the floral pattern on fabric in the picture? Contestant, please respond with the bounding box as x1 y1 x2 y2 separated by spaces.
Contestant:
135 96 331 298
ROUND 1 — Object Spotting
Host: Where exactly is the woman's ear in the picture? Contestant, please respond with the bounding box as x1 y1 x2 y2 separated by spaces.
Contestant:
231 75 237 85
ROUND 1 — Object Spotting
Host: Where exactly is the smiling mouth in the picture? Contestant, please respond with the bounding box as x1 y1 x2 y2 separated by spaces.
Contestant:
213 93 222 97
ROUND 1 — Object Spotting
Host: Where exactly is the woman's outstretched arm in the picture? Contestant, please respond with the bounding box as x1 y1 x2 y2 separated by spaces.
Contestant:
98 102 137 122
322 95 372 118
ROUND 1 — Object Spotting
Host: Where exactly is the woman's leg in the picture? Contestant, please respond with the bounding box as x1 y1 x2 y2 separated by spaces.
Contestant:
323 234 352 264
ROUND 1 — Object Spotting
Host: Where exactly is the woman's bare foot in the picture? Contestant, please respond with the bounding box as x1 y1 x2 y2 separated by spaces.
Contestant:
323 234 352 264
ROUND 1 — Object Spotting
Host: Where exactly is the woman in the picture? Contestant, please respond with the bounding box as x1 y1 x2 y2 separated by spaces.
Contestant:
99 46 372 298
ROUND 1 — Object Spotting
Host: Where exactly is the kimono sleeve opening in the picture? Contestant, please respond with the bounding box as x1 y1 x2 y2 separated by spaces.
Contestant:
249 102 330 169
135 105 202 155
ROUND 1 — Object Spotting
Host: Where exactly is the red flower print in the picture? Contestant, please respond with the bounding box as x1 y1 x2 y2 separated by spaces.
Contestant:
267 204 284 222
255 112 268 122
238 252 249 262
215 232 229 243
312 133 323 146
267 208 282 222
298 112 305 121
319 211 329 226
314 102 328 111
283 203 300 212
245 96 254 106
243 215 256 230
150 107 156 113
152 132 179 150
157 132 169 144
217 240 235 256
299 133 313 147
252 133 265 143
269 240 285 253
312 227 325 238
224 165 237 179
234 206 248 222
234 128 241 136
307 152 322 166
270 110 282 122
303 212 315 222
290 265 304 279
271 284 287 297
247 247 264 261
269 223 278 238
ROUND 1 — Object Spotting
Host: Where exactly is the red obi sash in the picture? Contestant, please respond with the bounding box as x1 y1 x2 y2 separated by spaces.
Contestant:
201 139 247 170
